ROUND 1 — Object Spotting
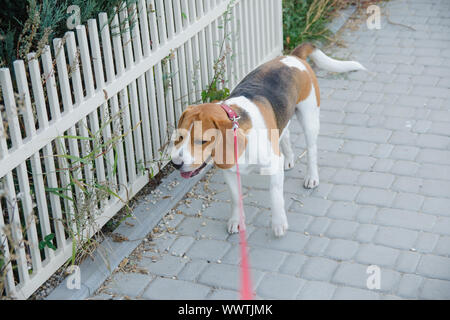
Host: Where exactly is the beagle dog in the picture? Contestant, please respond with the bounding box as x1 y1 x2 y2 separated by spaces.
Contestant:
170 43 366 237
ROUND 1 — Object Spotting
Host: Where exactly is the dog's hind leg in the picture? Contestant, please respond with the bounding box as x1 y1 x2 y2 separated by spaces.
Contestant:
280 128 295 171
296 87 320 189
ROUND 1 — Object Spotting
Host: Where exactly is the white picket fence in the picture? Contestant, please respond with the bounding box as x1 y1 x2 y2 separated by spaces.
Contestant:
0 0 283 299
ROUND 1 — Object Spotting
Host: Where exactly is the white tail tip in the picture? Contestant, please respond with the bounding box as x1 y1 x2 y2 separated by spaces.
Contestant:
309 49 367 73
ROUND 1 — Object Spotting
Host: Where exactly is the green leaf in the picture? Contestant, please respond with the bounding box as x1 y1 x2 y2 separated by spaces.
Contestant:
44 234 55 242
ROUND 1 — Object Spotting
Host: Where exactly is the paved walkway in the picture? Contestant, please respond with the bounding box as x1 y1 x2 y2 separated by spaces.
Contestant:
91 0 450 300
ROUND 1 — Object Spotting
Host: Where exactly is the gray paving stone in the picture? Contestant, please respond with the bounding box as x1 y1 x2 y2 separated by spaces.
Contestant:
434 217 450 236
356 206 378 224
326 220 359 239
142 278 211 300
375 208 436 231
256 273 305 299
104 272 153 298
417 149 450 166
414 232 439 253
248 248 287 271
374 226 419 250
248 229 309 253
372 144 394 159
187 239 231 261
331 169 361 185
138 254 187 278
327 201 359 220
328 185 361 202
354 224 378 243
390 145 420 161
284 213 313 233
420 279 450 299
279 254 308 276
356 187 396 207
207 289 239 300
421 179 450 198
169 236 195 256
177 217 229 240
324 239 359 261
343 127 392 143
332 262 370 289
434 236 450 256
422 197 450 217
198 263 264 291
304 236 330 256
417 255 450 280
358 172 396 189
392 193 425 211
355 244 399 268
296 281 337 300
397 274 423 298
418 164 450 181
301 257 339 281
332 287 381 300
306 217 331 235
392 176 423 194
341 140 377 156
290 197 333 216
178 259 209 282
395 251 421 274
349 156 377 171
390 160 420 176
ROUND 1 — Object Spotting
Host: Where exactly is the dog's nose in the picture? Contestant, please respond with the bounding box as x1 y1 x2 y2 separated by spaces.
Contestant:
171 160 183 170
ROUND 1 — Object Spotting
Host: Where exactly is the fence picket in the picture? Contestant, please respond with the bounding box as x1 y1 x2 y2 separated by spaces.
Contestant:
77 25 107 190
39 47 68 249
1 68 42 274
133 2 154 167
111 10 137 184
87 19 117 189
52 38 79 236
119 6 145 178
98 13 128 188
14 60 56 260
0 200 17 297
173 0 189 114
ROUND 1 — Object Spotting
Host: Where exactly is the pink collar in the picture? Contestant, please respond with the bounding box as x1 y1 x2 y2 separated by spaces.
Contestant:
219 103 240 130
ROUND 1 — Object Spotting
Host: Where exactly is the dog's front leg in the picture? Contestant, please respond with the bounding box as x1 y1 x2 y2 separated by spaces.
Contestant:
270 163 289 237
223 169 244 234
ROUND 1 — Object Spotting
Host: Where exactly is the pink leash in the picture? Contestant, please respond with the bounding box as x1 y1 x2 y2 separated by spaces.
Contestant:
220 103 253 300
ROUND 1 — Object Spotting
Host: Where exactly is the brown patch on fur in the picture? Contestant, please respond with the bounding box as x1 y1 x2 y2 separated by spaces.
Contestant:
286 57 321 107
290 43 321 107
291 43 316 60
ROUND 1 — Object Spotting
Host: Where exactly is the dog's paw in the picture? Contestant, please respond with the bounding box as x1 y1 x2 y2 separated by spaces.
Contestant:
284 154 295 171
304 173 319 189
272 215 288 237
227 218 240 234
272 220 288 237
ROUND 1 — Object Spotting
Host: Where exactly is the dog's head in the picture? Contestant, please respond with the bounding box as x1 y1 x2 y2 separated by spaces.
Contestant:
170 103 249 179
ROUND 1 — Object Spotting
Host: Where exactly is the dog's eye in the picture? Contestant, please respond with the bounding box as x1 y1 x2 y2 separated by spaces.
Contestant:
195 140 208 145
175 136 183 144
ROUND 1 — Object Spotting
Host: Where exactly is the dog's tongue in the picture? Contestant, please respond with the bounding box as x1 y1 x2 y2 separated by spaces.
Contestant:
180 171 193 179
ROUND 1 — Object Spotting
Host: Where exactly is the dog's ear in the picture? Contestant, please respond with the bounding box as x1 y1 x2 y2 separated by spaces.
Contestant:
177 105 197 130
212 118 247 170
